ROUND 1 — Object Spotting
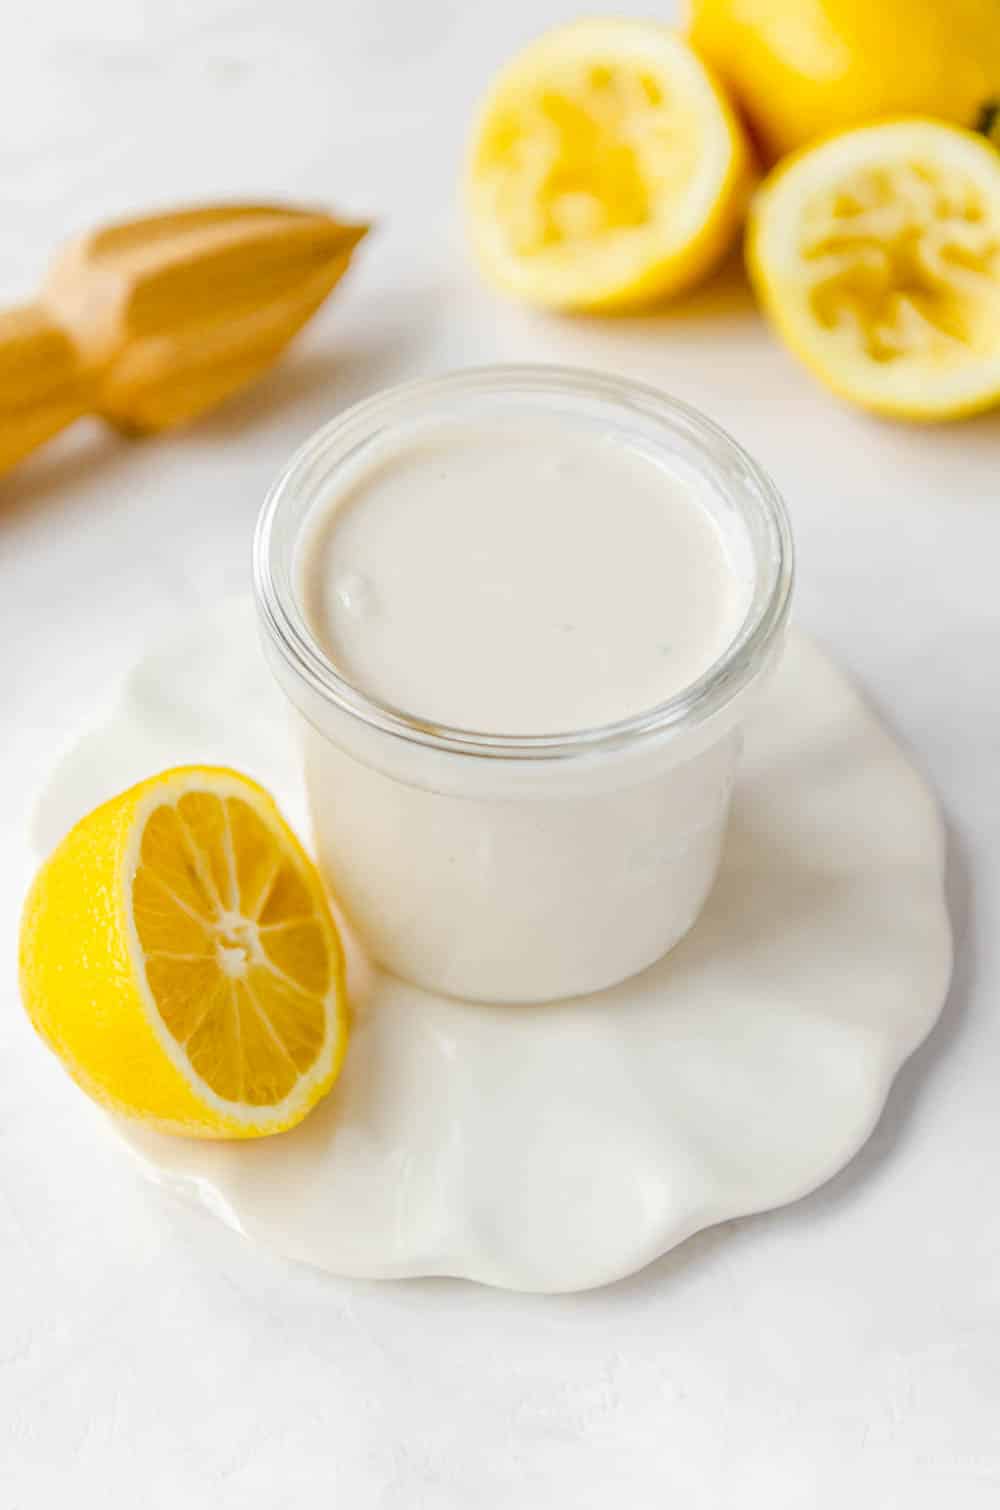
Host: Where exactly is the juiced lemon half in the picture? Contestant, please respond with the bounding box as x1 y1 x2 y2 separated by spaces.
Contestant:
748 119 1000 419
466 19 751 311
20 767 348 1138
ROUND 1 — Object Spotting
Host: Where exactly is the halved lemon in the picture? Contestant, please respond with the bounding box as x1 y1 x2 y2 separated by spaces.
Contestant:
19 766 348 1138
465 19 752 311
747 119 1000 419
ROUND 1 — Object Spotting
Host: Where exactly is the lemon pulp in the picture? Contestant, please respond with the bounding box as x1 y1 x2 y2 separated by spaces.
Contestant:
133 789 332 1107
749 121 1000 418
801 159 1000 368
467 20 750 311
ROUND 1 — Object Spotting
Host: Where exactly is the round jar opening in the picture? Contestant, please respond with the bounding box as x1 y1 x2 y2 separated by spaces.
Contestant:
254 365 794 762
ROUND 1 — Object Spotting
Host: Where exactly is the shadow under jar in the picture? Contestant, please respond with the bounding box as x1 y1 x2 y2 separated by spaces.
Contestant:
254 366 793 1004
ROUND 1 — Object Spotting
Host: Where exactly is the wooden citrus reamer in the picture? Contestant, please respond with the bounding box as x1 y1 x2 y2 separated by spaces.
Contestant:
0 204 368 475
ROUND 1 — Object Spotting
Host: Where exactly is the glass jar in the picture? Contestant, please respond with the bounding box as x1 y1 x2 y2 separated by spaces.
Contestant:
254 366 793 1003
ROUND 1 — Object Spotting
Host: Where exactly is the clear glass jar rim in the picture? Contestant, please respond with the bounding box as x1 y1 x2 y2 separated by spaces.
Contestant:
253 364 794 761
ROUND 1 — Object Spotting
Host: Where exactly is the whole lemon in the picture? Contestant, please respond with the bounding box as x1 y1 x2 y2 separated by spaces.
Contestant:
688 0 1000 160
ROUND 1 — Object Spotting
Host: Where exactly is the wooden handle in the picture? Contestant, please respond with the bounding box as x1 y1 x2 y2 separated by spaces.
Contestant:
0 303 94 473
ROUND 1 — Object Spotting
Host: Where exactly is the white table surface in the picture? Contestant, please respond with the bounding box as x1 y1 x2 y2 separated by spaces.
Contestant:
2 3 998 1505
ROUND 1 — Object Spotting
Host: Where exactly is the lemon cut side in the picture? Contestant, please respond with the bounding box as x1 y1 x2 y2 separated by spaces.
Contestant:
20 767 348 1139
748 119 1000 419
466 19 752 311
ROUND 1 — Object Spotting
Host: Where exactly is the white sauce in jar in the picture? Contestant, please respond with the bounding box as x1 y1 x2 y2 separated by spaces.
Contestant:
263 374 789 1004
299 419 748 735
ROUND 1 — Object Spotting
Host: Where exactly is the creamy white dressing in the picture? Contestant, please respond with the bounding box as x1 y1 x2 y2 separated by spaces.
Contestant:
298 420 747 735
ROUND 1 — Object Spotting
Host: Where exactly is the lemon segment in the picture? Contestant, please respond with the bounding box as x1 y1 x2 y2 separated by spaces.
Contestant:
747 120 1000 420
19 766 348 1138
466 19 752 311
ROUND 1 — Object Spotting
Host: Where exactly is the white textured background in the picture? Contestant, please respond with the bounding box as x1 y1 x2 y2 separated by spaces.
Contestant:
2 2 998 1505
